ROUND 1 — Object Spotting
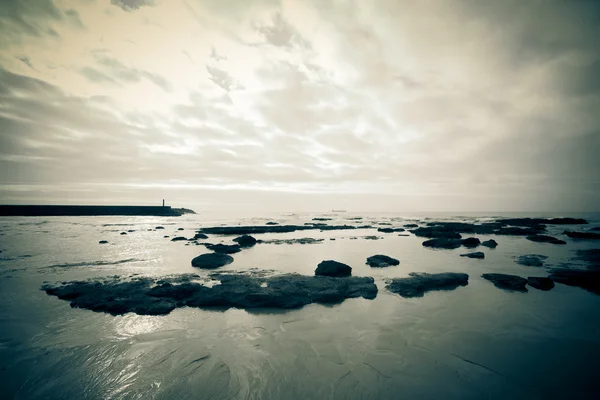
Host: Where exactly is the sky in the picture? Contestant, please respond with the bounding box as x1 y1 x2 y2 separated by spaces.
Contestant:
0 0 599 213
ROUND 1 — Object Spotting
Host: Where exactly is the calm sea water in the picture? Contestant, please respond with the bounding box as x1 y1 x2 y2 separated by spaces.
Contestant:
1 212 599 399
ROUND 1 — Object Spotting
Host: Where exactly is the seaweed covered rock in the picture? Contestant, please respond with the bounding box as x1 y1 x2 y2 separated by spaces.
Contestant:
41 272 378 315
233 235 257 248
460 251 485 259
527 277 554 291
386 272 468 298
526 235 566 245
482 273 528 292
191 253 234 269
366 254 400 268
315 260 352 277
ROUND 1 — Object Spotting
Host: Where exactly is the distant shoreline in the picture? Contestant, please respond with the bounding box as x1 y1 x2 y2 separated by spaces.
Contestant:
0 205 195 217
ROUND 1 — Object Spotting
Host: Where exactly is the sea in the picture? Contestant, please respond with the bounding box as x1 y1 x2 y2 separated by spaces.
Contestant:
1 211 599 399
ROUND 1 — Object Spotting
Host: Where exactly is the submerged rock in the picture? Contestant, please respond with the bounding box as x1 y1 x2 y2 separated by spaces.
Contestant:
564 231 600 240
315 260 352 277
386 272 468 298
99 240 108 244
460 251 485 259
233 235 257 248
549 269 600 295
366 254 400 268
377 227 405 233
481 239 498 248
526 235 566 245
205 243 241 254
422 238 462 249
482 273 528 292
191 253 234 269
171 236 188 242
516 254 548 267
527 277 554 291
42 272 378 315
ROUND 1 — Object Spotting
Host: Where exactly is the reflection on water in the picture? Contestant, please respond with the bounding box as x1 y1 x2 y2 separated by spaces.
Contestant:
0 213 600 399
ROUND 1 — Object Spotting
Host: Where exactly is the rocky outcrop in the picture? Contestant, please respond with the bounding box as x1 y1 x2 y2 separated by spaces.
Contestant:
366 254 400 268
526 235 566 245
482 273 528 292
481 239 498 248
386 272 468 298
41 272 378 315
233 235 257 248
460 251 485 259
461 237 481 248
191 253 234 269
315 260 352 277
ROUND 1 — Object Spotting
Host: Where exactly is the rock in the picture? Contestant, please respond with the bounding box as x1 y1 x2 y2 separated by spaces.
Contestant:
364 236 380 240
127 230 135 233
564 231 600 240
313 217 332 221
386 272 468 298
41 272 378 315
315 260 352 277
575 248 600 268
482 273 528 292
178 228 184 231
516 254 548 267
526 235 566 245
265 221 278 225
191 252 234 269
99 240 108 244
494 226 545 236
198 224 357 235
171 236 188 242
549 269 600 295
377 227 405 233
403 223 418 228
193 233 209 240
411 226 462 239
205 243 241 254
155 226 165 230
527 277 554 291
120 232 127 235
460 251 485 259
422 238 462 249
591 227 600 231
481 239 498 248
366 254 400 268
163 235 170 238
498 217 587 226
233 235 257 248
258 238 324 245
461 237 481 248
330 238 336 241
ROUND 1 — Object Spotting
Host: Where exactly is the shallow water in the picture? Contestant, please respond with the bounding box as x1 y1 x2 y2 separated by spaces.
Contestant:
1 212 599 399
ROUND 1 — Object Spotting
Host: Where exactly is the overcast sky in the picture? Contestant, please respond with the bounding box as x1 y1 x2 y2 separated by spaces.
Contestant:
0 0 599 212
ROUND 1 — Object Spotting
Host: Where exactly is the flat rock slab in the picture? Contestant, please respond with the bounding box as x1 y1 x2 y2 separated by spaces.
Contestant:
315 260 352 277
516 254 548 267
366 254 400 268
205 244 241 254
460 251 485 259
386 272 468 298
41 272 378 315
527 277 555 291
549 269 600 295
526 235 566 245
481 239 498 248
191 253 234 269
482 273 528 292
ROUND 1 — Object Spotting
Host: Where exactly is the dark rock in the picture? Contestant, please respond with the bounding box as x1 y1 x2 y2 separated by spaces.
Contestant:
481 239 498 248
99 240 108 244
347 217 363 220
403 223 418 228
330 238 336 240
422 238 462 249
193 233 209 240
163 235 170 238
258 238 324 245
198 224 356 235
191 252 234 269
386 272 468 298
120 232 127 235
591 227 600 231
575 248 600 268
377 227 405 233
366 254 400 268
265 221 278 225
498 217 587 226
178 228 184 231
171 236 188 242
364 236 380 240
494 226 545 235
42 272 378 315
516 254 548 267
549 269 600 295
155 226 165 230
527 277 554 291
460 251 485 259
205 243 241 254
233 235 257 248
127 230 135 233
482 273 528 292
526 235 566 245
564 231 600 240
315 260 352 277
411 226 462 239
461 237 481 248
312 217 332 221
